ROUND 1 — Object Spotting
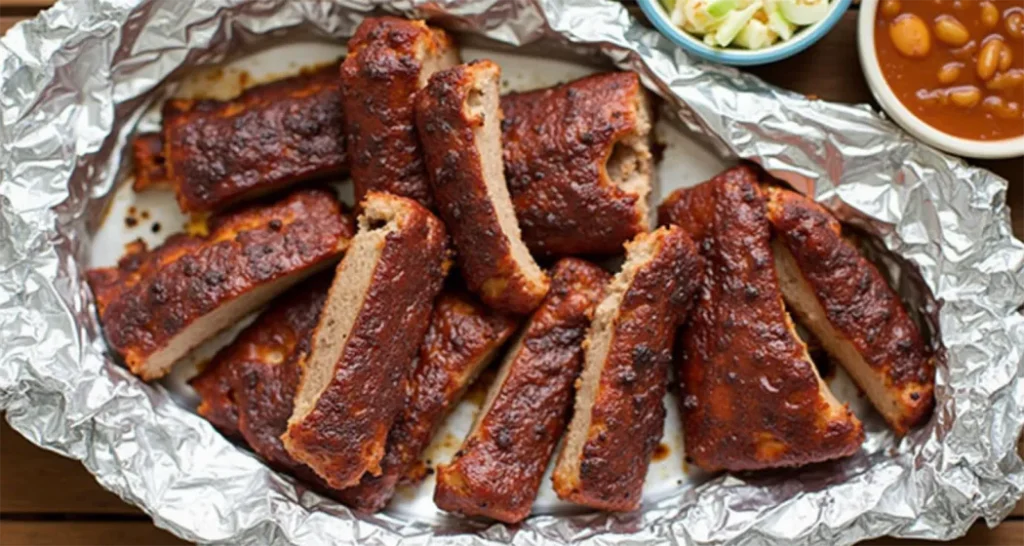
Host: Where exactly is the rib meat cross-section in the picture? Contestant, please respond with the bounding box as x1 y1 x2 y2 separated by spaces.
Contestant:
434 258 609 523
87 189 354 380
341 17 461 209
552 226 703 512
669 168 864 472
283 192 448 489
417 60 550 314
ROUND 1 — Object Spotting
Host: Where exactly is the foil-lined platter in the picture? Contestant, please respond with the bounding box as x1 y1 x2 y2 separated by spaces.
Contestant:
1 1 1023 545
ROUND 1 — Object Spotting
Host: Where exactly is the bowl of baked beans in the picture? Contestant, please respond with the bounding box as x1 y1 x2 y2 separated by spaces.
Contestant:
859 0 1024 158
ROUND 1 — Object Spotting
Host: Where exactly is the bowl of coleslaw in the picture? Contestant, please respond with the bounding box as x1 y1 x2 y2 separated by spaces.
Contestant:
637 0 852 66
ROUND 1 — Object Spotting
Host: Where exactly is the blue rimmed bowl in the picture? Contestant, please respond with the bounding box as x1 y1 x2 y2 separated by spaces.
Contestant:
637 0 853 66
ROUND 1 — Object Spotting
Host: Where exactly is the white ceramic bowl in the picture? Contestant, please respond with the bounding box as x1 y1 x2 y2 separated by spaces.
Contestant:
858 0 1024 159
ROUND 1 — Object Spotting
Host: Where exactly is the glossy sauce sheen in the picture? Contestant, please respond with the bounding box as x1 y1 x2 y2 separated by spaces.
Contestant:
162 63 348 212
555 228 703 512
86 189 354 379
417 60 549 315
337 290 518 512
501 72 651 257
341 17 458 209
764 187 935 434
283 194 448 489
674 171 864 472
875 0 1024 140
434 259 609 523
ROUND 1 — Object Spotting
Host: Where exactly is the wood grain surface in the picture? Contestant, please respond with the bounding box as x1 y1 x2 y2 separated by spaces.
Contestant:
1 17 22 36
0 523 187 546
1 2 1022 545
3 0 56 6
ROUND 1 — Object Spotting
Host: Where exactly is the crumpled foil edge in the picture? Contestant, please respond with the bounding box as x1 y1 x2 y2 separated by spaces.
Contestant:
1 0 1022 545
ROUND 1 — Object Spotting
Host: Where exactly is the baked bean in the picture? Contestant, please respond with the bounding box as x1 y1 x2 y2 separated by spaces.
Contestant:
998 42 1013 71
986 68 1024 90
882 0 902 17
937 62 964 83
949 85 982 107
980 2 1000 28
917 88 950 106
977 39 1003 80
997 101 1022 119
1006 11 1023 40
934 16 970 46
983 95 1022 118
982 95 1003 110
890 14 932 57
951 40 978 61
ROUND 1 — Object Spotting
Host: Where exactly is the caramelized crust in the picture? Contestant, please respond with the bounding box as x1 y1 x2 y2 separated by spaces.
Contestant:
675 174 863 472
283 192 448 489
552 227 702 512
501 72 653 257
190 354 241 440
161 63 347 212
131 132 169 191
417 60 549 314
341 17 461 208
655 165 737 243
228 275 331 472
764 187 934 434
434 259 609 523
338 290 518 512
87 189 354 380
189 275 356 495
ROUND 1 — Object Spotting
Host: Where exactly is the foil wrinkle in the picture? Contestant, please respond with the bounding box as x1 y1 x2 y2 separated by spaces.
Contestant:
1 0 1023 545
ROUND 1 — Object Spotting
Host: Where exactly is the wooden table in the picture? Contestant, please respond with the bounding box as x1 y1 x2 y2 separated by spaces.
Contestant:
1 2 1022 545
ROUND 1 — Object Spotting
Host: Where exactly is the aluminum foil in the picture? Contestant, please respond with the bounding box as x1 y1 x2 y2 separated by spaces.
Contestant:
1 0 1023 544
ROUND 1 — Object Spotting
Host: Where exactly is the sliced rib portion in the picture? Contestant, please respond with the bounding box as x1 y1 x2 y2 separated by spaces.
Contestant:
501 72 653 257
160 62 347 212
283 192 448 489
191 279 516 509
672 173 864 472
417 60 549 314
338 290 518 512
131 132 169 191
435 258 609 523
87 189 354 380
553 227 702 512
341 17 460 209
764 187 934 434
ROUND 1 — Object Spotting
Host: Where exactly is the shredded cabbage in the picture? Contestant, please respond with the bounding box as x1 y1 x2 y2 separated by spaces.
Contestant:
660 0 830 49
